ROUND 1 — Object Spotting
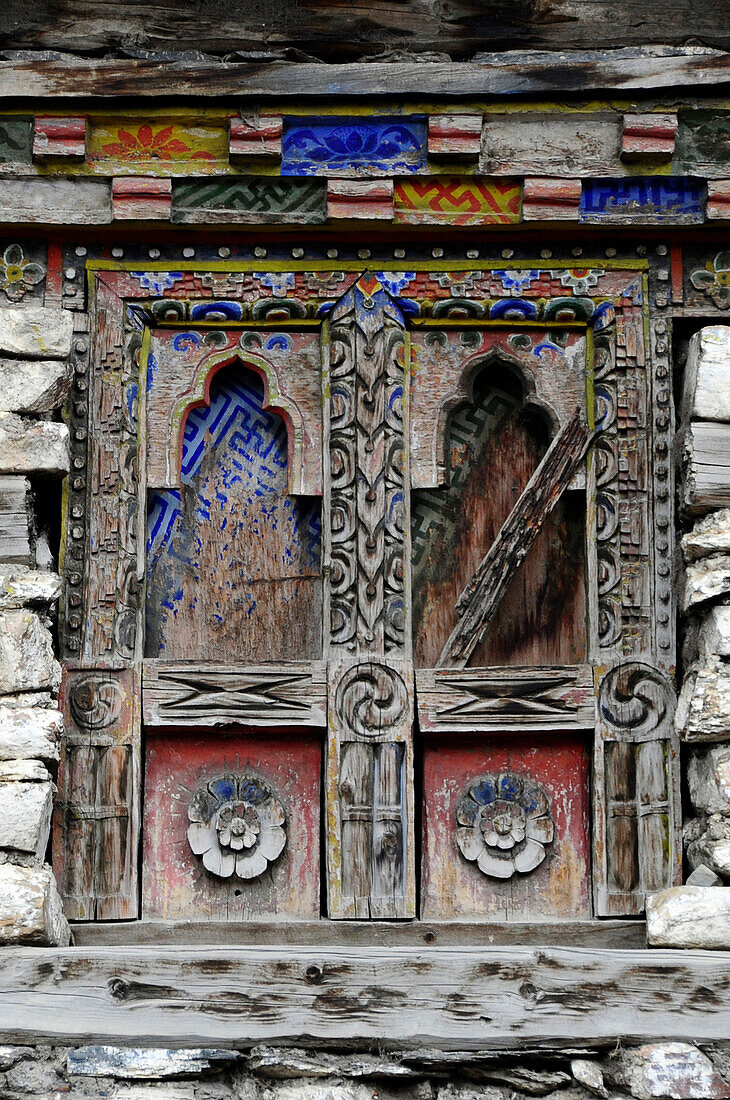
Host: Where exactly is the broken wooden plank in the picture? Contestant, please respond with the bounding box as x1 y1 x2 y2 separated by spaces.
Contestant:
143 661 327 728
1 49 730 100
0 476 32 566
0 944 728 1048
416 665 595 734
681 421 730 515
437 409 593 669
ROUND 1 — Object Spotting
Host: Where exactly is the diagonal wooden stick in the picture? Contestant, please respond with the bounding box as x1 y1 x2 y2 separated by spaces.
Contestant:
436 407 595 670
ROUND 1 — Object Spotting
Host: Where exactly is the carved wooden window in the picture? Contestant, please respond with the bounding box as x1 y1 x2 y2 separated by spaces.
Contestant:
54 254 679 926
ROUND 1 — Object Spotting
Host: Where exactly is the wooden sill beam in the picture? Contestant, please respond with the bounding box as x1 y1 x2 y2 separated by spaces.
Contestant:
0 945 727 1049
0 48 728 100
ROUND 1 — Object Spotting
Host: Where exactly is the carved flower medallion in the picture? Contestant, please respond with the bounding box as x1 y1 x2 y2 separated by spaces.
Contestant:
187 774 286 880
455 773 554 879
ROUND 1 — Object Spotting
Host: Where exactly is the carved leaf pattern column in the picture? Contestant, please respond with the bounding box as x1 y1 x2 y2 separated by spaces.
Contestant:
324 275 416 918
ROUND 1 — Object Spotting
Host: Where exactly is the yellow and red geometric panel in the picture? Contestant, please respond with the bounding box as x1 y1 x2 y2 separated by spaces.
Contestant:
394 177 521 225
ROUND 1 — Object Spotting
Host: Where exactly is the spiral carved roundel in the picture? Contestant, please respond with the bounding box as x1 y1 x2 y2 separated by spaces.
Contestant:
334 662 408 737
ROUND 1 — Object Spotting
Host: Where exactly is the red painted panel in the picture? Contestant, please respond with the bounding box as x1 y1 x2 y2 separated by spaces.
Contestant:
142 730 321 922
421 734 591 921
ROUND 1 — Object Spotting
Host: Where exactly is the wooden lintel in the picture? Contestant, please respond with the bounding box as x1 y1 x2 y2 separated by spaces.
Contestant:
0 49 729 100
0 945 727 1049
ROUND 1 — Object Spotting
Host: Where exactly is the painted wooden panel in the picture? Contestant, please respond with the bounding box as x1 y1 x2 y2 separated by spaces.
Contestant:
33 116 87 159
394 178 521 225
281 116 427 176
142 731 320 921
621 113 677 160
145 364 322 662
229 116 282 160
88 120 227 175
53 666 141 921
421 734 591 920
411 366 587 669
675 110 730 174
580 178 705 224
171 178 326 224
480 113 622 176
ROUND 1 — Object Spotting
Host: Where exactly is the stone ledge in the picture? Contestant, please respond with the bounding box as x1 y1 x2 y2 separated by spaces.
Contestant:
0 571 61 610
0 358 72 415
646 887 730 949
0 706 61 762
0 308 73 360
0 863 69 946
0 610 60 696
0 414 69 476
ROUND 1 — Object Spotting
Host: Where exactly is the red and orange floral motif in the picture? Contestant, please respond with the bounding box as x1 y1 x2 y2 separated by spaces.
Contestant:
101 124 215 161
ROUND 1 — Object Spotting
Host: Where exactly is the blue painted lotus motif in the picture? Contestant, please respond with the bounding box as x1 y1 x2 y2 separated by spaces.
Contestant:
282 117 427 176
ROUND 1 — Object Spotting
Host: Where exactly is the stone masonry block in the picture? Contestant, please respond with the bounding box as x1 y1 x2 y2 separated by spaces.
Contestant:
0 774 53 856
683 509 730 563
0 609 60 696
0 570 61 609
608 1041 730 1099
688 745 730 814
677 661 730 742
682 554 730 611
685 814 730 877
682 326 730 424
0 358 72 414
0 413 69 476
0 306 73 359
647 887 730 950
698 606 730 657
0 861 69 945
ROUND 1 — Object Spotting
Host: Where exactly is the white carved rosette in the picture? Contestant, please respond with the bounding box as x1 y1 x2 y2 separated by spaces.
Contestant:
455 773 554 879
187 774 286 880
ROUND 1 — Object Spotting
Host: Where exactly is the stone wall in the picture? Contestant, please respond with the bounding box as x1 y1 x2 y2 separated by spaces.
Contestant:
647 326 730 947
0 1042 729 1100
0 305 71 947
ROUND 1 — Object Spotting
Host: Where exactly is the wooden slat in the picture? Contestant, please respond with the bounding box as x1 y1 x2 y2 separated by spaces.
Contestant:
72 918 646 949
0 945 728 1049
0 49 729 99
416 665 595 734
143 660 327 727
437 409 593 669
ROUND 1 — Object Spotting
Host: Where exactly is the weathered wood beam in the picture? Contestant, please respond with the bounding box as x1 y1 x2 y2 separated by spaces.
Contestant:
437 409 593 670
0 945 728 1049
0 48 729 100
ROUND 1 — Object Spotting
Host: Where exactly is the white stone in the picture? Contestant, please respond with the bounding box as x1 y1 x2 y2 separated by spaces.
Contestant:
0 570 61 609
0 862 70 945
683 554 730 611
262 1087 383 1100
0 413 69 476
0 358 72 414
0 306 73 360
0 609 60 696
647 887 730 949
0 759 50 781
0 691 55 708
684 509 730 563
0 778 53 856
685 814 730 877
571 1060 608 1098
697 605 730 657
67 1045 240 1078
682 326 730 423
610 1041 730 1099
0 705 61 761
688 746 730 813
676 661 730 742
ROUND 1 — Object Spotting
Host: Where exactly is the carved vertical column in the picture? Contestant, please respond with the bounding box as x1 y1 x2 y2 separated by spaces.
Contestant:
324 276 415 918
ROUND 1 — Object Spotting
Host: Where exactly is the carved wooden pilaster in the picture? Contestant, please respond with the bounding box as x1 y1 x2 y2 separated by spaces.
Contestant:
323 277 415 917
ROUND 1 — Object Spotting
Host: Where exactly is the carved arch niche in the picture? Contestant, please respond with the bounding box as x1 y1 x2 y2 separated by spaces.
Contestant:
410 333 588 669
144 335 323 663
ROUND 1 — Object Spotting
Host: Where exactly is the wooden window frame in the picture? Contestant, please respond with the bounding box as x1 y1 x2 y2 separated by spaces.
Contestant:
53 252 679 929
